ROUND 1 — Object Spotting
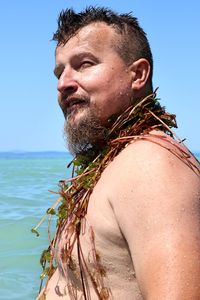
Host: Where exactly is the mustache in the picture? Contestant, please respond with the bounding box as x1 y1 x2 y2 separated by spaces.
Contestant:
59 95 90 117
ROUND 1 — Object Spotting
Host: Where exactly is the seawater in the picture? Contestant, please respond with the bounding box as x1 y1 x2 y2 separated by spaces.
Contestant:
0 152 72 300
0 151 199 300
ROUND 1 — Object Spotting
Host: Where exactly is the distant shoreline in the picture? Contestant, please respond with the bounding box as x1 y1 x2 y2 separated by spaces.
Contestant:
0 150 68 154
0 151 72 160
0 150 199 161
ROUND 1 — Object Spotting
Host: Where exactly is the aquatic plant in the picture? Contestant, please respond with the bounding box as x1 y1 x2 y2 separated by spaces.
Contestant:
32 90 200 299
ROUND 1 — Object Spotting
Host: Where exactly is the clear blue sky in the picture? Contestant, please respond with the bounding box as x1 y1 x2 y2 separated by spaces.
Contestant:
0 0 199 152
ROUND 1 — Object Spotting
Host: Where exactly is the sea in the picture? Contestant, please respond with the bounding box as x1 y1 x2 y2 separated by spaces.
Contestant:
0 151 199 300
0 151 72 300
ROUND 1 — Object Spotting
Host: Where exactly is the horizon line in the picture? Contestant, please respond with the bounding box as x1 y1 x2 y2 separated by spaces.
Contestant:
0 149 199 155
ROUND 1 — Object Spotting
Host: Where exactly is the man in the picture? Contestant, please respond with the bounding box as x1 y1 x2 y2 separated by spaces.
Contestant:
38 7 200 300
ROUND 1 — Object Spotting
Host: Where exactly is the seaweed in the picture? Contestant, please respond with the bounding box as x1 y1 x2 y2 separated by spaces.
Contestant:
32 91 200 299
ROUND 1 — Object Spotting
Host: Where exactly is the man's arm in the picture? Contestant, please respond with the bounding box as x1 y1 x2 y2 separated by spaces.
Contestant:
109 138 200 299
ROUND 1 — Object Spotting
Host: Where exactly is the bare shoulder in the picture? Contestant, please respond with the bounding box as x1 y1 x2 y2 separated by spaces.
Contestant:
107 131 200 215
105 132 200 298
107 131 199 192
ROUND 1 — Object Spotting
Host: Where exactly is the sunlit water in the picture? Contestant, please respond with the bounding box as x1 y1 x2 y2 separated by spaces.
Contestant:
0 151 199 300
0 152 72 300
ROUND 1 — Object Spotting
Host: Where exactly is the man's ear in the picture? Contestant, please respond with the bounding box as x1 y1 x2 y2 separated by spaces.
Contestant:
129 58 151 92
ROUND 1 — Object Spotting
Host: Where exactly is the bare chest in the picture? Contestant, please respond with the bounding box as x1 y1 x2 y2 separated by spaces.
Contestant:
53 175 142 299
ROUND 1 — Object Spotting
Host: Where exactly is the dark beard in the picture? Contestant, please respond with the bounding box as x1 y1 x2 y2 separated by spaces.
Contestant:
64 109 108 156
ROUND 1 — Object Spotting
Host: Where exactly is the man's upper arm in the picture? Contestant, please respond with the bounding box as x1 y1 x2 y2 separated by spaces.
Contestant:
109 140 200 299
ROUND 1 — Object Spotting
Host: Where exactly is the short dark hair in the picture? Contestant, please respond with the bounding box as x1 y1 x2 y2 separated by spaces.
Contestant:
53 6 153 91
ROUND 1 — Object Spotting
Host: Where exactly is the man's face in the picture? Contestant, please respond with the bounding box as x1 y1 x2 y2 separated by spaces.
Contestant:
54 22 134 154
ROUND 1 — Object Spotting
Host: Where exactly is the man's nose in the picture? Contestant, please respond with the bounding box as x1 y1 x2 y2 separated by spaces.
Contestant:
57 69 78 95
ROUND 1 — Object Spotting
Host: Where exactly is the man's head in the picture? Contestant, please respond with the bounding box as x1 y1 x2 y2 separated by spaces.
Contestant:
53 7 153 155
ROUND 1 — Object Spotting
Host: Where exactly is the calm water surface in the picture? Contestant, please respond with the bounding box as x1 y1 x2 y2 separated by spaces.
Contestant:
0 152 72 300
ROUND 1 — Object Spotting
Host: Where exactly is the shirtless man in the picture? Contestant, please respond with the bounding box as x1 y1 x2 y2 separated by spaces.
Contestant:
38 7 200 300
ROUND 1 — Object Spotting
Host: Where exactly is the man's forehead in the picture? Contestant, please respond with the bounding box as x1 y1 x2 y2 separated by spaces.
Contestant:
77 22 115 40
56 22 117 52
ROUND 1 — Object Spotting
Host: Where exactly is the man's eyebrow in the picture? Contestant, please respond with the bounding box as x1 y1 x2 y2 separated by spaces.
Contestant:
72 51 100 62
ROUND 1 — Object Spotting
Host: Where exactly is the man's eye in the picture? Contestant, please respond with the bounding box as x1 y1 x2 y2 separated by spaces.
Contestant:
79 61 93 69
